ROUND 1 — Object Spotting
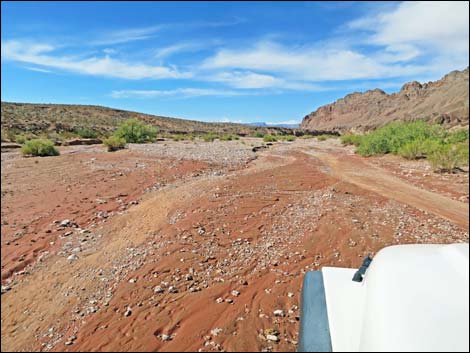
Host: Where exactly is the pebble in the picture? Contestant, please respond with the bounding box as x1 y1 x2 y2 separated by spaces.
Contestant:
211 328 222 336
161 334 172 341
154 286 164 294
266 334 280 342
67 254 79 262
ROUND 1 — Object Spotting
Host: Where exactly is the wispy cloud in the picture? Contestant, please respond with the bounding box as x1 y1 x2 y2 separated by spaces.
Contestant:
154 40 220 59
110 88 251 99
2 40 191 80
91 25 163 45
24 66 53 73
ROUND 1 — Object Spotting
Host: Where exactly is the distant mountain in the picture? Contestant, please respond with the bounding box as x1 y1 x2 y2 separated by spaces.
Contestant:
247 122 299 129
300 67 469 133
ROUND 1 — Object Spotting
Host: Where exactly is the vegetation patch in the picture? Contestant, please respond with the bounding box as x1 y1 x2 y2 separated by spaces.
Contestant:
219 134 240 141
114 118 157 143
21 139 59 157
201 133 218 142
263 134 278 142
342 121 469 172
103 136 127 152
316 134 338 141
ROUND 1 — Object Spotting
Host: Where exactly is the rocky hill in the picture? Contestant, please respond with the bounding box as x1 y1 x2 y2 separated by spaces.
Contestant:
1 102 289 137
300 67 469 133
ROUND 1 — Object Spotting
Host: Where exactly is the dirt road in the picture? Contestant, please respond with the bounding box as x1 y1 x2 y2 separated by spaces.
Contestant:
1 139 468 352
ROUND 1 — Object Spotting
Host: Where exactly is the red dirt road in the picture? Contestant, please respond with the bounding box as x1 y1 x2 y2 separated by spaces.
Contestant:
1 139 468 352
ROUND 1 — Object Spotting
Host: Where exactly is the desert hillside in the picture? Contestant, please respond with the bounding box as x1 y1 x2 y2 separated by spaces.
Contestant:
301 67 469 133
1 102 288 136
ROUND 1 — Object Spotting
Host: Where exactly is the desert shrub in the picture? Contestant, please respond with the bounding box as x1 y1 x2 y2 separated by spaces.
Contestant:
114 118 157 143
279 135 295 141
254 132 265 138
220 134 240 141
74 127 98 139
202 133 218 142
103 136 127 152
15 135 27 144
172 134 186 141
357 121 442 156
340 134 362 146
21 139 59 157
398 139 427 160
317 134 337 141
428 144 465 172
263 134 277 142
300 134 315 139
1 129 8 142
444 129 469 144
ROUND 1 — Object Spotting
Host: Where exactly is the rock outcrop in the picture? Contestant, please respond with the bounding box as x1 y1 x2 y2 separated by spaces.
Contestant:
300 67 469 133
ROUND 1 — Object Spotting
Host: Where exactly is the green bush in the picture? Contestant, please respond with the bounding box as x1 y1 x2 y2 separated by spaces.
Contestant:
171 134 186 141
74 127 98 139
202 133 218 142
254 132 265 138
279 135 296 141
398 139 426 160
103 136 127 152
445 129 469 144
21 139 59 157
300 134 315 139
356 121 443 156
428 144 464 172
15 135 27 144
340 134 363 146
317 134 338 141
220 134 240 141
114 118 157 143
263 134 277 142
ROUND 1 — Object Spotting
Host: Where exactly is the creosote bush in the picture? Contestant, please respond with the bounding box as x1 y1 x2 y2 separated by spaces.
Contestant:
114 118 157 143
103 136 127 152
21 139 59 157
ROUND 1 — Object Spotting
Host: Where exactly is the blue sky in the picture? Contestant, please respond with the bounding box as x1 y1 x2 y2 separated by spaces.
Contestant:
1 1 469 124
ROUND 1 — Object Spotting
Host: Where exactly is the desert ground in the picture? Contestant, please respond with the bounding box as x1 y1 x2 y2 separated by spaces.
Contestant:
1 138 468 352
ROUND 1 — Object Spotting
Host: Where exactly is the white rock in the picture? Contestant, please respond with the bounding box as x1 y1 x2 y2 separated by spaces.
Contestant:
266 334 280 342
273 309 285 317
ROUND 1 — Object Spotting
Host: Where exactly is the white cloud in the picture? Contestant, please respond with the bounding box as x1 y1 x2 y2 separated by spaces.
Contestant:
24 66 53 73
110 88 249 99
91 25 162 45
154 41 217 59
353 2 469 51
201 41 428 81
2 40 191 80
349 1 469 72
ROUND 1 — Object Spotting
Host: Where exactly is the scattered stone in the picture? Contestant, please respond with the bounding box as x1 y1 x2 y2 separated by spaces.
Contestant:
161 334 172 342
211 328 222 336
124 307 132 317
60 219 71 227
67 254 79 262
266 334 280 342
154 286 164 294
168 286 178 293
216 297 224 304
287 292 294 298
273 309 285 317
